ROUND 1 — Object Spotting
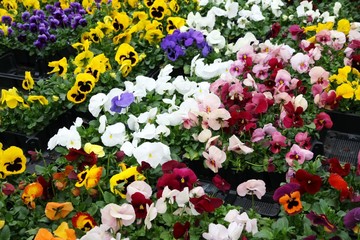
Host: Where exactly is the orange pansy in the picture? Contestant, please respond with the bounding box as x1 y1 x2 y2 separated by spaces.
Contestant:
278 191 303 215
21 182 43 209
72 212 97 232
45 202 74 220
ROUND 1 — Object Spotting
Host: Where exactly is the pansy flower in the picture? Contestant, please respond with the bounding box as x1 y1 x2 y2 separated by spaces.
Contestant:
115 43 139 67
72 212 97 232
67 86 87 104
21 182 43 209
328 173 352 201
236 179 266 199
34 222 76 240
22 71 34 91
65 148 97 170
292 169 322 194
306 211 336 233
173 221 190 240
27 95 49 105
75 165 103 190
74 73 96 94
212 174 231 193
110 92 135 113
326 158 351 177
190 194 223 214
48 57 68 77
0 87 24 109
0 146 26 178
53 165 75 191
112 11 130 32
110 164 146 198
149 0 169 20
273 183 302 215
45 202 74 220
344 207 360 233
131 192 153 219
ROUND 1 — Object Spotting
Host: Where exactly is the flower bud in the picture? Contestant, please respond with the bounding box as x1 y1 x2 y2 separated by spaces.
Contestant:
115 150 125 162
71 187 81 197
18 181 26 190
2 183 15 195
88 188 98 198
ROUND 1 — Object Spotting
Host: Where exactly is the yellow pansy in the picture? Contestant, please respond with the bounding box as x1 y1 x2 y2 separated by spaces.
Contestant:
88 27 104 43
73 50 94 68
84 143 105 158
115 43 139 66
110 165 145 198
169 0 179 13
127 0 139 8
149 0 169 20
74 73 96 94
336 84 354 99
0 24 10 36
22 71 34 91
0 220 4 229
48 57 68 77
67 86 87 104
27 95 49 105
22 0 40 9
0 146 26 178
355 86 360 101
144 29 164 44
337 19 350 35
120 59 133 77
72 39 91 52
166 17 185 33
112 11 131 32
0 87 24 109
316 22 334 33
75 165 103 189
2 0 18 11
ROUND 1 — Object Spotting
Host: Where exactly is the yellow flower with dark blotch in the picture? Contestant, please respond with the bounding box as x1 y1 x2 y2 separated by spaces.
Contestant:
166 17 185 34
74 73 96 94
109 165 145 198
149 0 169 20
0 87 24 109
21 182 43 209
81 31 91 42
48 57 68 77
27 95 49 105
144 0 155 7
75 165 103 189
84 143 105 158
82 0 96 14
23 0 40 10
72 212 96 232
146 20 163 32
112 11 131 32
22 71 34 91
59 0 70 9
2 0 18 11
73 50 94 68
85 53 111 81
88 27 104 43
132 11 148 23
120 59 133 77
0 146 26 178
337 19 350 35
336 84 354 99
72 39 91 53
113 30 133 45
115 43 139 67
45 202 74 220
112 0 121 9
144 28 164 44
67 86 87 104
169 0 179 13
96 20 114 35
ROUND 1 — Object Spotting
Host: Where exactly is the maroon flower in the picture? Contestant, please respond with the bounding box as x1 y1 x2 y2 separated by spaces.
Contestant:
162 160 187 174
131 192 152 219
137 161 151 173
306 211 336 232
282 102 304 128
268 22 281 39
313 112 333 131
288 25 304 40
351 54 360 72
190 195 223 214
115 150 125 162
2 183 15 195
173 221 190 240
212 174 231 193
292 169 322 195
327 158 351 177
344 207 360 231
37 176 54 200
65 148 97 170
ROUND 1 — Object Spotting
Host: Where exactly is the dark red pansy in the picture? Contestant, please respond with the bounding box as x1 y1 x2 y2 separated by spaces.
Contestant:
65 148 97 170
173 221 190 240
293 169 322 195
131 192 152 219
190 195 223 214
162 160 187 174
212 174 230 193
327 158 350 177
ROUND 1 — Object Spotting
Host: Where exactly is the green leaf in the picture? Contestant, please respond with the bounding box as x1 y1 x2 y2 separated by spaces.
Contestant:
271 217 288 231
253 228 274 239
34 165 46 175
0 225 11 240
103 191 116 203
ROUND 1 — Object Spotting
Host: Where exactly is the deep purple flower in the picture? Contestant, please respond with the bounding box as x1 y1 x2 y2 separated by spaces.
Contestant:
79 18 87 27
70 2 82 11
189 29 205 44
34 39 45 49
201 43 211 57
36 10 45 19
306 211 336 232
38 34 48 43
29 15 38 24
49 18 60 28
29 23 37 32
22 11 31 22
7 27 12 35
49 34 56 42
1 16 12 25
110 92 135 113
45 4 55 13
344 207 360 231
21 23 29 30
17 34 27 42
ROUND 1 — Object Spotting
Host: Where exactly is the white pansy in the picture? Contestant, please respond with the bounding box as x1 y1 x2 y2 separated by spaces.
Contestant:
120 141 136 156
333 2 341 16
270 0 284 17
173 75 197 96
101 122 127 147
206 30 226 49
133 123 157 140
162 95 179 113
186 11 216 34
226 32 258 54
156 111 184 126
127 114 139 132
135 76 156 92
133 142 171 168
294 94 308 111
193 58 234 80
74 117 83 127
137 107 158 123
249 5 265 21
98 115 107 134
124 81 147 100
88 93 107 117
47 125 81 150
155 125 171 138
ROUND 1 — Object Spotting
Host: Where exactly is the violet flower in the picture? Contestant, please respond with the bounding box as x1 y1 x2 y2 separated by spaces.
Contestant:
344 207 360 231
110 92 135 113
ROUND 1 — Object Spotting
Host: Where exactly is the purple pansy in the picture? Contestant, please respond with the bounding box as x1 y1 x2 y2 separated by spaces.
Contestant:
110 92 135 113
344 207 360 231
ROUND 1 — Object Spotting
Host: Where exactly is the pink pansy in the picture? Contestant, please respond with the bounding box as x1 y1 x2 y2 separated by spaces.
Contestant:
236 44 255 63
126 181 152 202
205 135 220 150
198 93 221 113
208 108 231 130
229 60 245 77
330 30 346 50
202 223 229 240
209 79 228 95
290 52 310 73
311 84 323 97
228 82 245 101
228 135 254 154
275 69 291 87
251 128 265 142
263 123 277 135
197 129 212 143
236 179 266 199
289 24 304 40
269 131 287 154
315 30 331 45
245 93 268 114
273 92 291 105
285 144 314 166
100 203 136 232
295 132 312 149
314 112 333 130
252 63 269 80
203 145 226 173
182 112 199 129
309 66 329 87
